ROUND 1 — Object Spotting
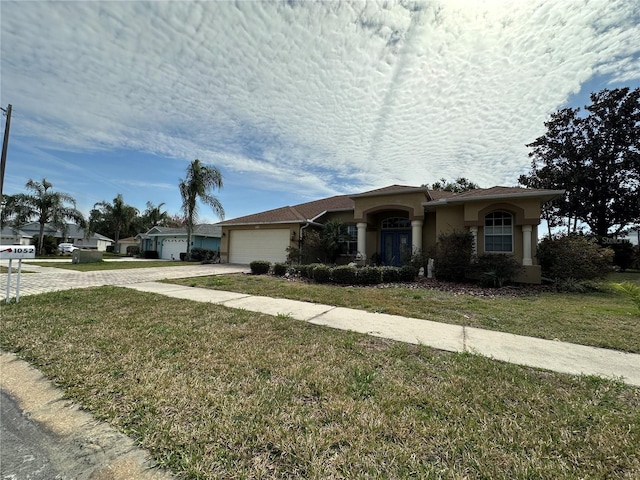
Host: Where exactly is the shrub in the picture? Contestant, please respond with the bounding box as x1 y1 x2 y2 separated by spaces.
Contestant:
332 265 358 285
312 264 331 283
300 263 322 279
126 246 140 256
358 266 383 285
381 266 401 283
608 240 635 271
434 231 474 282
249 260 271 275
142 250 159 259
272 263 288 276
399 265 418 282
537 234 614 281
474 254 523 288
190 247 218 262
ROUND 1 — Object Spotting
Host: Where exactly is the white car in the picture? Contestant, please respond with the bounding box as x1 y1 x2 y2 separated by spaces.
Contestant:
58 243 78 254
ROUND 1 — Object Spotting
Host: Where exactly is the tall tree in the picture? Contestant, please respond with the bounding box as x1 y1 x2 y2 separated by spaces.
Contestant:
10 178 85 255
90 194 139 250
179 159 225 258
519 87 640 237
428 177 479 193
141 201 169 230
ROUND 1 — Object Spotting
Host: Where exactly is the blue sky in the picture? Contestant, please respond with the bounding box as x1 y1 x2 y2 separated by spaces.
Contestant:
1 0 639 224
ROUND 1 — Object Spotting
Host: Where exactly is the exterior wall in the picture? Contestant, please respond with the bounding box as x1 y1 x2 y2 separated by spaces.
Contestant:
353 192 425 222
192 236 221 250
434 205 466 235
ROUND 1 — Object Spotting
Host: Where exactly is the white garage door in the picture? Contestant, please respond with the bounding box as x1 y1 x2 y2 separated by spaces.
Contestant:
229 229 289 264
162 238 187 260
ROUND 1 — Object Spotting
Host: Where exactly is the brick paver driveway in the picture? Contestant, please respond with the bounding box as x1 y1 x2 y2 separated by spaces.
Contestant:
1 261 249 298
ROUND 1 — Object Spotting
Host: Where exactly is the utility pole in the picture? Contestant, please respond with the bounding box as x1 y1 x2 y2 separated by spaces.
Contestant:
0 104 12 200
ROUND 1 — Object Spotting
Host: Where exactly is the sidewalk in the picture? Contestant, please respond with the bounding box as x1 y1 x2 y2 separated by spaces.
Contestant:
126 281 640 387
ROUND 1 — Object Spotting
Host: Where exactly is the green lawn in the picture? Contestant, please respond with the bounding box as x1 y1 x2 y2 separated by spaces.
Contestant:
27 260 200 271
1 287 638 479
166 271 640 353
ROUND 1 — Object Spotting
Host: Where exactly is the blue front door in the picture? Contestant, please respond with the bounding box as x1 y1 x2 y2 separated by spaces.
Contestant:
381 230 411 266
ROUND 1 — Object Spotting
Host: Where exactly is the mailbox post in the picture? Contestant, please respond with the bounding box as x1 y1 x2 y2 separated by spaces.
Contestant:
1 245 36 302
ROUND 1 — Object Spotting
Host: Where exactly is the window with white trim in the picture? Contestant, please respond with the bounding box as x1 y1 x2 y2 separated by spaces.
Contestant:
339 225 358 255
484 211 513 253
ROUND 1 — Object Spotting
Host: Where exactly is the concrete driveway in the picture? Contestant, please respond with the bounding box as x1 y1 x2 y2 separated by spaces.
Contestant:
1 260 250 298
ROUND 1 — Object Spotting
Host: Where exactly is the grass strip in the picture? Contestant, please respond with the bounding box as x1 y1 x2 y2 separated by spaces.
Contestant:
27 260 200 271
1 287 639 479
166 272 640 353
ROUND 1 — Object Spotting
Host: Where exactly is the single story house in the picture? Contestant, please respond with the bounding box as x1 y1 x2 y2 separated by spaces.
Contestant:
138 224 222 260
216 184 563 283
18 222 114 251
0 227 33 245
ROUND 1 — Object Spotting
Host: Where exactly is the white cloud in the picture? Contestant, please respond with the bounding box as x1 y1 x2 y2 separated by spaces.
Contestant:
2 0 639 208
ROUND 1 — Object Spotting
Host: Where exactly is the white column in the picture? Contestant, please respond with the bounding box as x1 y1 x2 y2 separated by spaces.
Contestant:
469 226 478 256
411 220 423 254
522 225 532 266
356 222 367 259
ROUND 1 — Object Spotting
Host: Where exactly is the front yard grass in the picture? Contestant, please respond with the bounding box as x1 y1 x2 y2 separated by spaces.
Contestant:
1 287 638 479
166 271 640 353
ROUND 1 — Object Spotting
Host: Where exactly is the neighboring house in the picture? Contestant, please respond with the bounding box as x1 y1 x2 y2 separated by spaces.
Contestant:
0 227 33 245
216 184 563 284
18 222 114 251
621 229 639 246
115 236 140 255
138 224 222 260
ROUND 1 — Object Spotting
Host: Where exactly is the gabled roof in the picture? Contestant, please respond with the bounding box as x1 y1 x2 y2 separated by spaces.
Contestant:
351 184 429 198
423 186 564 205
218 194 354 226
141 224 222 237
19 222 114 242
0 227 32 237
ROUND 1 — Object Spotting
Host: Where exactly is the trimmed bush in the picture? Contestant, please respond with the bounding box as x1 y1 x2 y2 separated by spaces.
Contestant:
332 265 358 285
272 263 287 276
434 231 474 282
474 254 523 288
399 265 418 282
381 266 401 283
312 264 331 283
537 234 613 281
358 266 383 285
249 260 271 275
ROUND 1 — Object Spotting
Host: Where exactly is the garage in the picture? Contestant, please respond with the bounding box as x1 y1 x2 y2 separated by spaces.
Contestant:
161 238 187 260
229 229 289 264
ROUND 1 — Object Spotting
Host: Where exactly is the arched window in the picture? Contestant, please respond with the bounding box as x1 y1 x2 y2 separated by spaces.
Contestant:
484 211 513 253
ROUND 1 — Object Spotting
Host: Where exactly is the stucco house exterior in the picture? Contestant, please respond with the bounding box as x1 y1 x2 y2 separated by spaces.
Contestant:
138 224 222 260
18 222 114 251
217 185 563 283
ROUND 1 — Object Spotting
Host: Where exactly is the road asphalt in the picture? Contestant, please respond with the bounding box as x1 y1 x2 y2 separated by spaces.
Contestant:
1 259 639 479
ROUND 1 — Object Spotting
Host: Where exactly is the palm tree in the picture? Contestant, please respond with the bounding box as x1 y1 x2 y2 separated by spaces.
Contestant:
91 194 139 251
142 201 169 229
179 159 224 258
10 178 85 255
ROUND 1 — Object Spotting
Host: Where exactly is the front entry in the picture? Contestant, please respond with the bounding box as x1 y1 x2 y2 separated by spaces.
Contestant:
381 230 411 266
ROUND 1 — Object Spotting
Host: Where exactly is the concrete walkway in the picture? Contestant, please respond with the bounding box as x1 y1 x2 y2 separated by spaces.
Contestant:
126 281 640 387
